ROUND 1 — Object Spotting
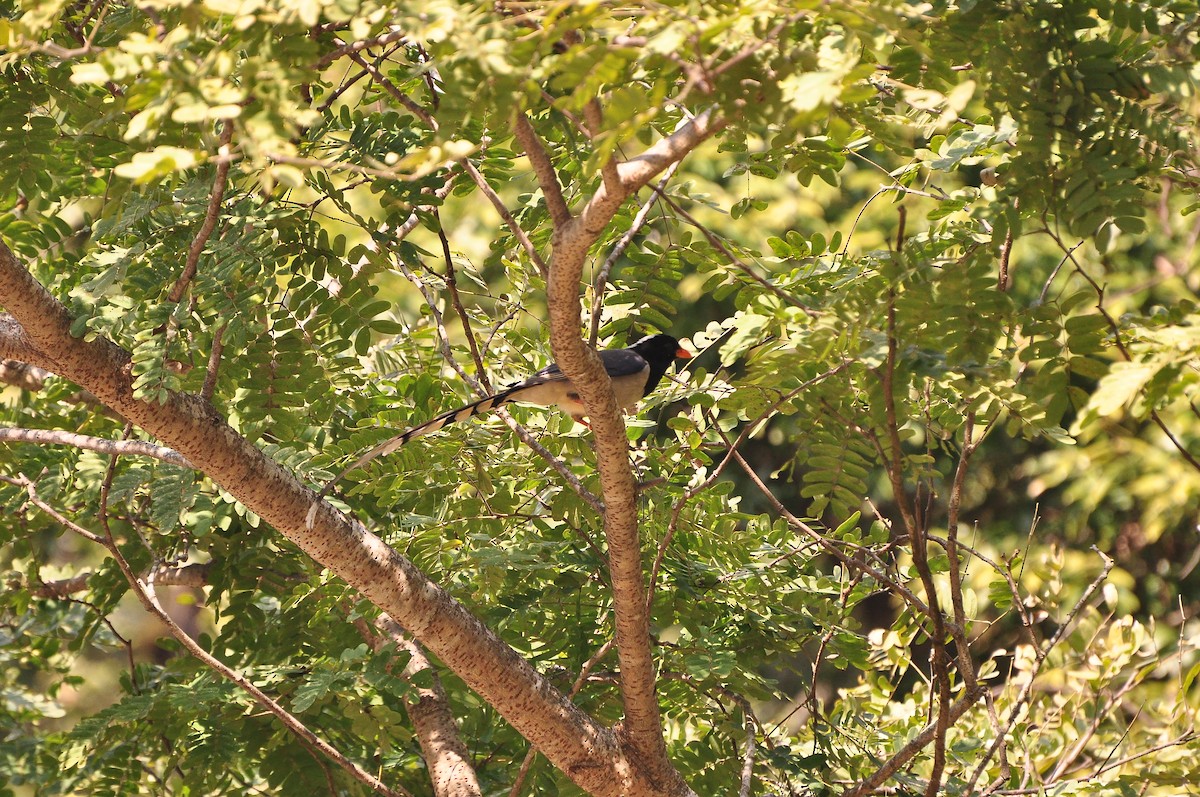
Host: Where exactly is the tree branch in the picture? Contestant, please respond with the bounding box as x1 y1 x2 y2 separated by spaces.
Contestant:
168 120 234 303
460 159 549 278
0 426 193 468
513 113 572 228
0 238 647 797
0 358 48 390
26 562 211 598
539 107 723 792
963 548 1115 794
1044 228 1200 473
375 614 482 797
842 682 987 797
0 313 60 369
588 161 679 346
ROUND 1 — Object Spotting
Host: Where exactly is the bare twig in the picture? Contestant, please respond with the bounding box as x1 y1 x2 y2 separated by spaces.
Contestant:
6 473 105 544
131 563 412 795
15 464 411 796
588 161 680 346
201 321 228 401
726 447 931 618
513 113 572 227
0 427 192 468
267 153 440 181
964 548 1116 794
997 201 1016 292
343 50 548 278
459 159 549 277
945 413 981 690
513 111 573 226
738 708 756 797
1044 229 1200 473
434 214 488 387
585 99 622 196
169 121 234 303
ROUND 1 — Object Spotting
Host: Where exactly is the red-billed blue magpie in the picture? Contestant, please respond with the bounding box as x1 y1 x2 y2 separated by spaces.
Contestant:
310 333 692 507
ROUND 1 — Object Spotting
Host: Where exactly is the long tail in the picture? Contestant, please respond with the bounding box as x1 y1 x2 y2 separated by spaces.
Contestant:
306 386 519 524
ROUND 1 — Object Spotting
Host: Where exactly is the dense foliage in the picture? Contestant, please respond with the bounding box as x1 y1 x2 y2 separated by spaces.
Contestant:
2 0 1199 795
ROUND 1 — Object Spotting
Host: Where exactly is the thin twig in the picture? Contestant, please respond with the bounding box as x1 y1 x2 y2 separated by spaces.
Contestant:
6 474 106 545
508 639 616 797
169 121 234 303
201 321 228 401
588 161 680 346
341 48 548 278
646 363 849 613
460 159 549 277
945 413 980 690
877 283 956 797
513 113 572 227
346 50 435 127
726 447 930 617
738 707 756 797
434 215 489 387
392 253 603 514
102 432 413 797
1044 229 1200 473
964 548 1116 794
316 28 411 69
647 183 815 314
997 200 1016 291
30 563 212 598
0 427 192 468
842 682 987 797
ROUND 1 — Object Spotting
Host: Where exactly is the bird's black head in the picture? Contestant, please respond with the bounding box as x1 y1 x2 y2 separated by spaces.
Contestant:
631 334 692 395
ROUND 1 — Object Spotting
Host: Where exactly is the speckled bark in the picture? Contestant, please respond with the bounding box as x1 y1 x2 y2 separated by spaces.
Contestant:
0 243 650 796
517 108 723 795
376 615 481 797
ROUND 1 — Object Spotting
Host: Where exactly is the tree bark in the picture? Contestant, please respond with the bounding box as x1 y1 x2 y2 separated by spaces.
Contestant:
0 241 670 797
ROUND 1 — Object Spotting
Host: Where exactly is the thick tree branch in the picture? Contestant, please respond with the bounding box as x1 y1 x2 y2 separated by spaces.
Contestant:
540 107 723 793
0 358 48 390
0 239 653 797
375 614 482 797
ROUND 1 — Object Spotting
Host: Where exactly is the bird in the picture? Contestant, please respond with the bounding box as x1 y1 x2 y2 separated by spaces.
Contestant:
307 333 693 514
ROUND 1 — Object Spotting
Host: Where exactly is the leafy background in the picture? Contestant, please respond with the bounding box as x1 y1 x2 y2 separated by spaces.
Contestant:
2 0 1199 794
